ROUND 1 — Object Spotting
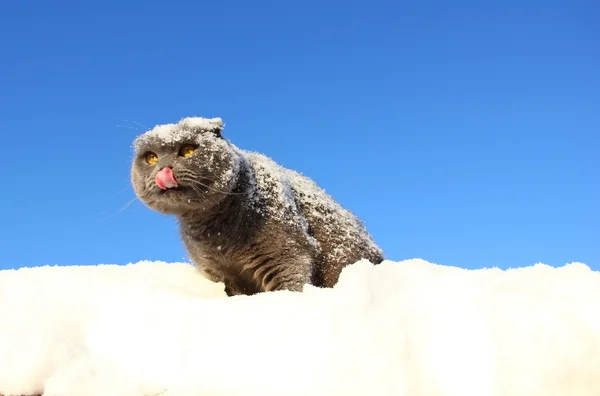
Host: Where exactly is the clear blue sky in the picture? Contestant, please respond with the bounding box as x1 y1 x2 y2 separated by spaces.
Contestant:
0 0 598 271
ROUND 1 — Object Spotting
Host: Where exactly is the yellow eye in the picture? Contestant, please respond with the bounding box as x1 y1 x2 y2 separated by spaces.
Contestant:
145 152 158 165
179 144 196 158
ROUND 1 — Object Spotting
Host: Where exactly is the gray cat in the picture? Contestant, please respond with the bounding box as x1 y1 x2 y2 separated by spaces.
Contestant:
131 117 384 296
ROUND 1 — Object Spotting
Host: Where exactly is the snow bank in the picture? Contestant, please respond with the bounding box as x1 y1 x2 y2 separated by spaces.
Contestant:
1 259 600 396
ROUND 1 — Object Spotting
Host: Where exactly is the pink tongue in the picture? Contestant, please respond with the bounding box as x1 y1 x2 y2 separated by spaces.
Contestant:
155 167 178 190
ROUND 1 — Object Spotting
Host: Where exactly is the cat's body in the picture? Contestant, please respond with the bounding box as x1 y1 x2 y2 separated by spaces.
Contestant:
131 117 383 296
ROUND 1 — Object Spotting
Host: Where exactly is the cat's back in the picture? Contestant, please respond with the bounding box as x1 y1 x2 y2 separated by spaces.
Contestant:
243 150 384 280
243 150 345 221
283 165 383 262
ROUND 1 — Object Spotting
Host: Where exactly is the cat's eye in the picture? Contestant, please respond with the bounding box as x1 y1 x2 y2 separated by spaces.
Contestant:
179 144 196 158
145 152 158 165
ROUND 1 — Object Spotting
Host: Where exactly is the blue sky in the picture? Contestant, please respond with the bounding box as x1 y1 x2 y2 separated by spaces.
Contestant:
0 0 598 271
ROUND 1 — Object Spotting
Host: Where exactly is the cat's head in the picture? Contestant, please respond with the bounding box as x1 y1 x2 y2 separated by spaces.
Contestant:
131 117 241 216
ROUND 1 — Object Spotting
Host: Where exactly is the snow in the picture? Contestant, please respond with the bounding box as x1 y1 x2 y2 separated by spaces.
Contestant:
2 259 600 396
133 117 223 151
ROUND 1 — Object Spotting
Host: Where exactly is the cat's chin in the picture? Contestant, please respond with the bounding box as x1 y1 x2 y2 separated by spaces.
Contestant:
159 186 186 195
144 187 213 215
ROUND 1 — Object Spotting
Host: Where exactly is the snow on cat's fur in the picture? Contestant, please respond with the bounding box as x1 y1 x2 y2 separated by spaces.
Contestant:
1 258 600 396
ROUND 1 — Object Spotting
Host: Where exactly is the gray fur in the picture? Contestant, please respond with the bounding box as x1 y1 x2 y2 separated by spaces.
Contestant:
131 117 384 296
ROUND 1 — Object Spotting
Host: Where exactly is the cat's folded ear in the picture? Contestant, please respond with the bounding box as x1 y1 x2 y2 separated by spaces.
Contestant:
203 117 224 137
212 125 224 138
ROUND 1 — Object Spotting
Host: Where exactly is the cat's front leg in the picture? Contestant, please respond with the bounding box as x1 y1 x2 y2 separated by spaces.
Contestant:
196 263 225 284
259 255 313 293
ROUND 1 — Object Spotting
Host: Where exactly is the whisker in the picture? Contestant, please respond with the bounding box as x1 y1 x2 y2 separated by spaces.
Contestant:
183 179 221 207
110 187 131 197
199 177 245 196
101 197 139 220
175 170 244 196
182 178 237 202
117 197 138 213
121 119 149 130
116 124 141 132
190 184 219 207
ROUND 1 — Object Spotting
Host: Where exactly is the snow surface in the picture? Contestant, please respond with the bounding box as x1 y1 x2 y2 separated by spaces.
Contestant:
1 259 600 396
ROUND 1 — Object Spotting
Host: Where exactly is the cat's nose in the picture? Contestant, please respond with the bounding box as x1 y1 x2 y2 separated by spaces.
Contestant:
155 167 178 190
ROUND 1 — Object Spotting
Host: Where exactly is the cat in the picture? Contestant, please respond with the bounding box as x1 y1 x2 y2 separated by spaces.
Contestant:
131 117 384 296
